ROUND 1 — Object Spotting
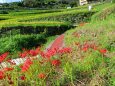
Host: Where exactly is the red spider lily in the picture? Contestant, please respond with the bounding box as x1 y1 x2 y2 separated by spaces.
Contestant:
7 59 16 65
58 47 72 54
47 49 57 56
81 42 90 52
51 59 61 66
38 73 46 79
99 49 107 54
21 58 33 72
0 71 5 80
40 51 50 59
82 47 88 52
29 50 38 56
2 67 14 72
83 43 90 48
0 52 9 63
35 47 41 53
90 44 98 50
19 51 29 58
40 49 57 59
20 76 26 80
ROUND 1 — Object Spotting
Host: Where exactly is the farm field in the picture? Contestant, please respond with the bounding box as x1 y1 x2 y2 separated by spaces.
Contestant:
0 1 115 86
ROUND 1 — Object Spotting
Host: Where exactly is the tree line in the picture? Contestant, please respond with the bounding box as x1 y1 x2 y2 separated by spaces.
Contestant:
1 0 114 8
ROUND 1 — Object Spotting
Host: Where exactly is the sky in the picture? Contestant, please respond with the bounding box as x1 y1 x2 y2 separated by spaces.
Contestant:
0 0 21 3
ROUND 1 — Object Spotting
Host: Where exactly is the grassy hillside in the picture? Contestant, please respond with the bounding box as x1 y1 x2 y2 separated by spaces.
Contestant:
0 3 114 86
64 4 115 86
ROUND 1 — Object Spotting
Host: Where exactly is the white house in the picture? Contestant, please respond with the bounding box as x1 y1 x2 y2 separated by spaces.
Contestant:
79 0 88 5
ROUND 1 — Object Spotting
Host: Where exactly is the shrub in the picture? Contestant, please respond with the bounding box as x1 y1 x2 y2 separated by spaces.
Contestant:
0 10 8 14
0 34 46 54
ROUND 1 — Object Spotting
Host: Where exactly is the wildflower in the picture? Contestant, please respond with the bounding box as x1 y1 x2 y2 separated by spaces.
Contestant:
19 51 28 58
51 59 61 66
0 71 5 80
29 49 38 56
20 76 26 80
40 49 56 59
21 58 33 72
100 49 107 54
82 47 88 52
35 47 41 53
90 44 98 50
0 52 9 63
38 73 46 79
58 47 72 54
2 67 14 72
83 43 90 48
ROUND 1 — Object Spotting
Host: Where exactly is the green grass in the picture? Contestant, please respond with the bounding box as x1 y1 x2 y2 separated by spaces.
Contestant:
64 4 115 86
0 2 115 86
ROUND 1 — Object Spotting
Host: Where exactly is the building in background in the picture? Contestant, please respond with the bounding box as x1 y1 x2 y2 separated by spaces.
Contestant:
79 0 88 5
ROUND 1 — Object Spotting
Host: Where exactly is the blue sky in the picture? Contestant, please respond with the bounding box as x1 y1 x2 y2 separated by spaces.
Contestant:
0 0 21 3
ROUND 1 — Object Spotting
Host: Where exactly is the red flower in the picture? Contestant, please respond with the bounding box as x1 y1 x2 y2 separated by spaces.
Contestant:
40 49 56 59
38 73 46 79
0 71 5 80
58 47 72 54
2 67 14 72
29 50 38 56
19 51 28 58
82 47 88 52
51 59 61 66
0 52 9 63
90 44 98 50
21 58 33 72
20 76 26 80
35 47 41 53
100 49 107 54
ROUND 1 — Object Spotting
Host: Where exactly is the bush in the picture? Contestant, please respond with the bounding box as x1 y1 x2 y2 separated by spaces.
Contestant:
25 11 95 24
0 34 46 54
0 10 9 14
